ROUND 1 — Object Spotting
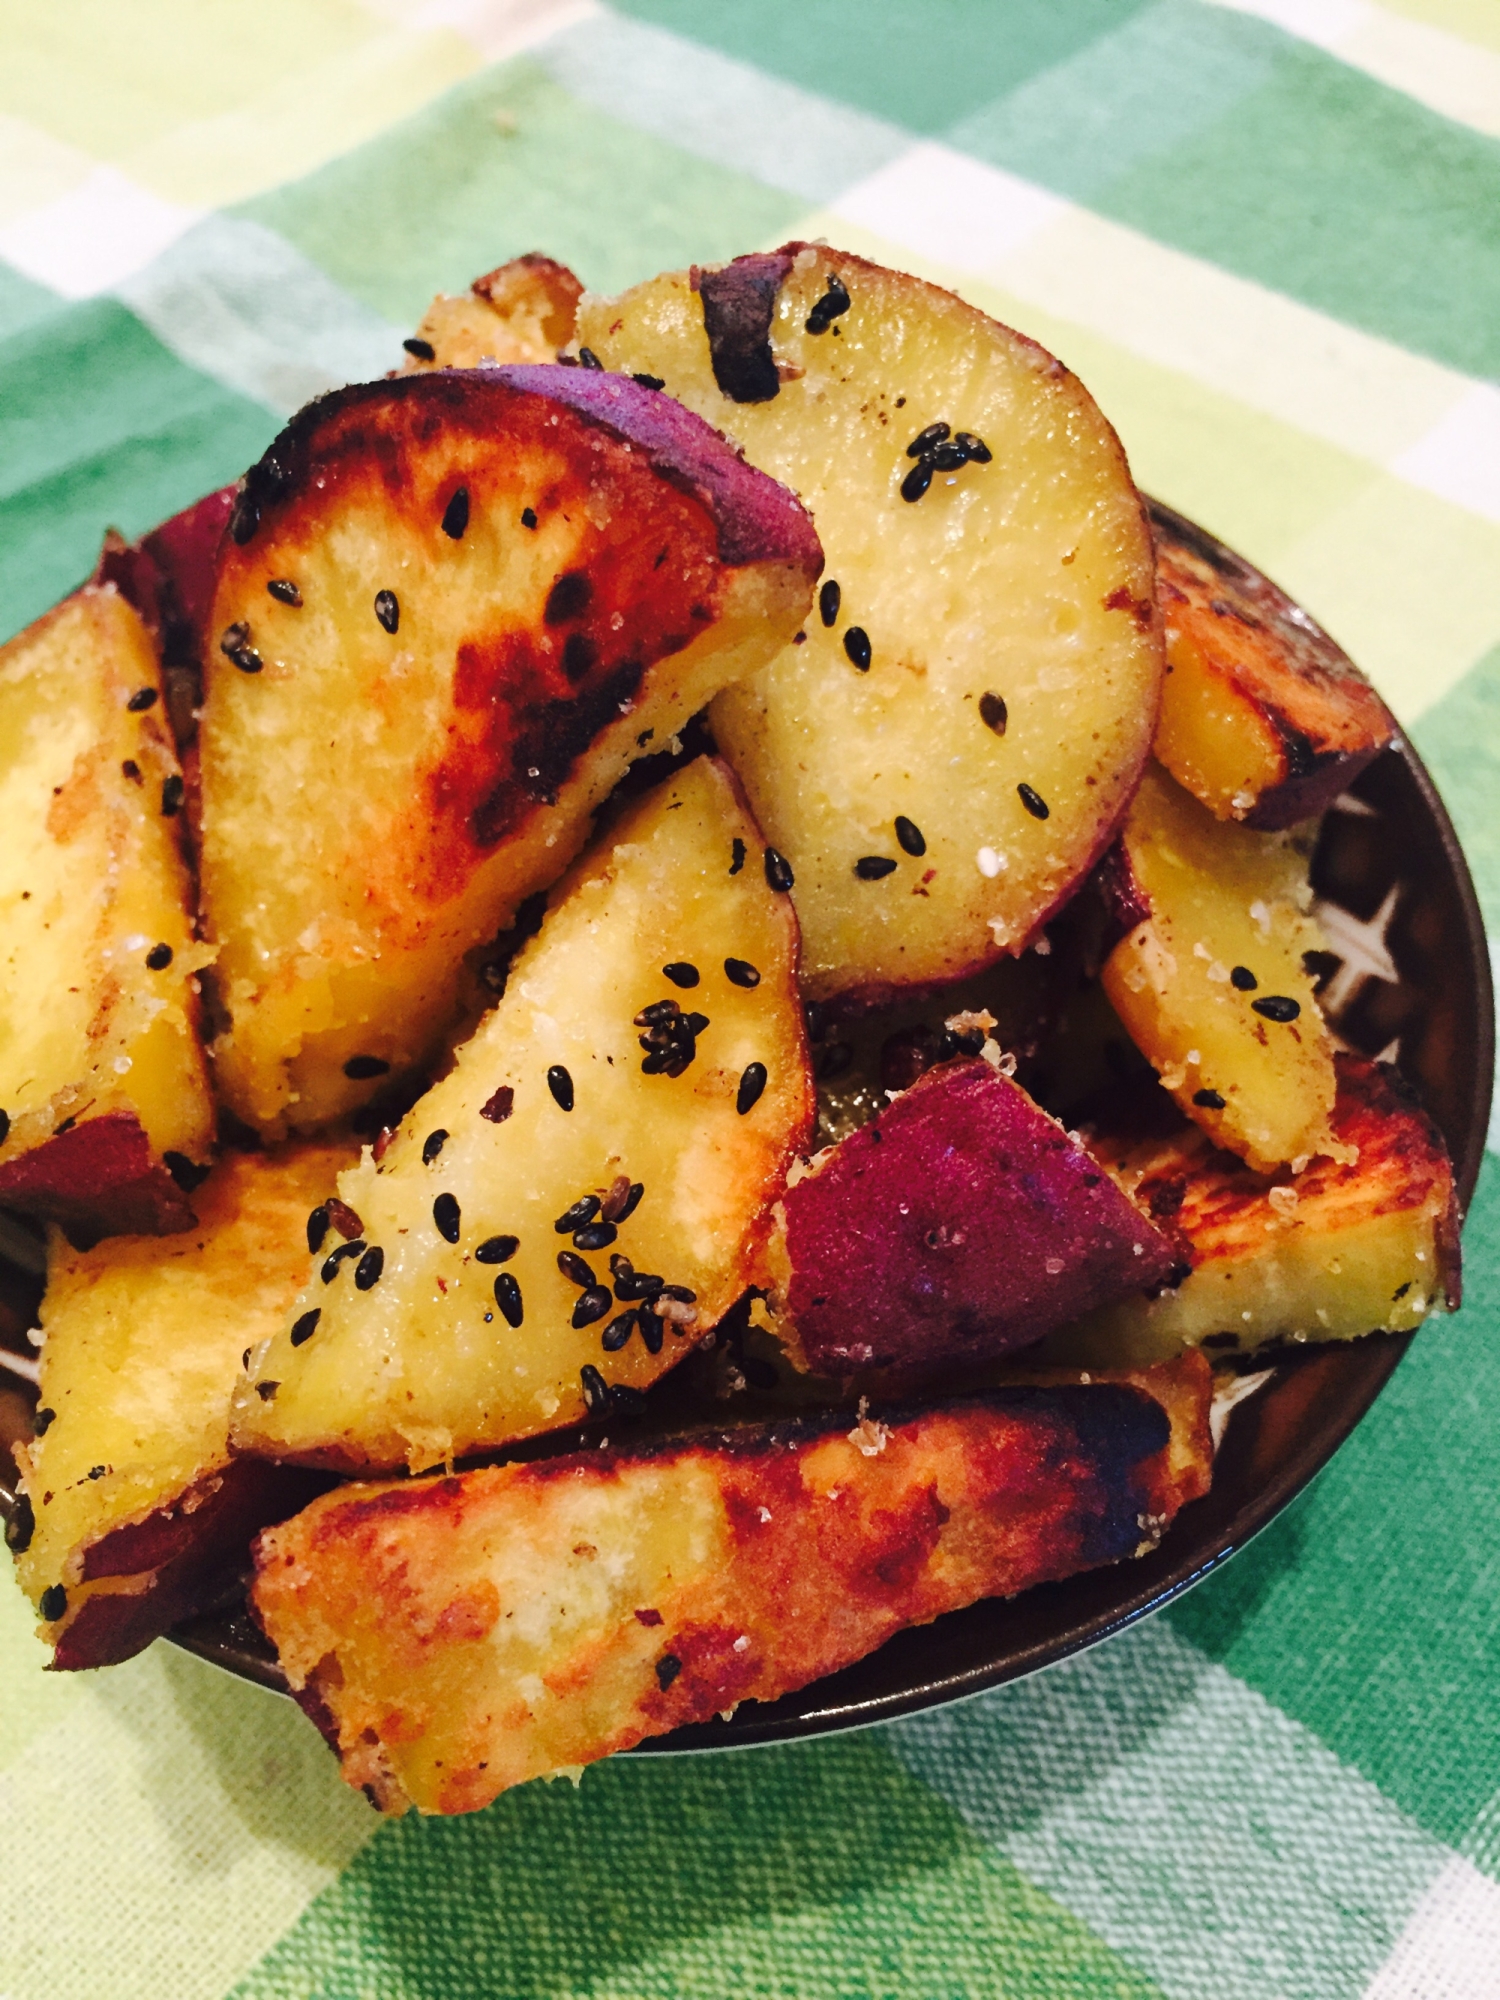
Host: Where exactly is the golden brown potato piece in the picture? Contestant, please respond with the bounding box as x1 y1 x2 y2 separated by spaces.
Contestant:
1101 763 1340 1172
12 1142 349 1667
0 586 215 1243
1038 1056 1459 1367
576 245 1164 1002
199 366 821 1134
401 254 583 370
252 1355 1212 1814
231 759 813 1473
1152 508 1393 830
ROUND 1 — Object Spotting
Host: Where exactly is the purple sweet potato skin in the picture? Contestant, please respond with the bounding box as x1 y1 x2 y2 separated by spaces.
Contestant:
782 1060 1179 1372
488 363 822 574
0 1112 196 1249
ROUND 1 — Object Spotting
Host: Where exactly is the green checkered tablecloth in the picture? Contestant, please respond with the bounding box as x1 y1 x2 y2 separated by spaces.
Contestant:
4 3 1499 1993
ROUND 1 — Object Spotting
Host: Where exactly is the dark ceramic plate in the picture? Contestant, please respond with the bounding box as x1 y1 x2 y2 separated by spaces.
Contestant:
5 505 1494 1750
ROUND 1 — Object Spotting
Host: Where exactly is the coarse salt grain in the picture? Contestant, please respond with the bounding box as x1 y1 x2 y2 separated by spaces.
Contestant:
976 846 1003 877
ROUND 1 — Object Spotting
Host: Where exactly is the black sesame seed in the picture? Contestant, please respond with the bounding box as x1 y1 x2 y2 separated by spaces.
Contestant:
354 1246 384 1290
1251 995 1302 1023
433 1193 461 1244
494 1271 524 1326
230 491 260 545
659 1283 696 1303
724 957 760 987
306 1205 330 1254
547 1065 574 1111
39 1584 67 1623
601 1310 637 1353
930 440 969 471
220 621 262 673
422 1129 449 1165
121 760 141 782
544 572 592 625
1230 966 1259 991
615 1181 645 1223
979 691 1008 736
521 507 538 529
955 431 992 463
730 838 746 875
805 274 851 334
1017 783 1050 820
267 578 302 607
894 816 926 857
737 1062 768 1115
573 1286 612 1329
580 1363 610 1414
290 1308 322 1347
87 1464 107 1480
344 1055 390 1079
656 1653 682 1690
163 1150 210 1192
638 1309 664 1354
161 774 185 817
662 962 699 988
441 485 470 540
374 590 399 634
403 336 436 359
632 372 666 390
900 459 934 502
906 422 951 458
127 686 158 712
855 856 898 879
578 346 604 370
843 627 872 670
326 1198 363 1239
574 1221 618 1252
558 1250 596 1287
1193 1088 1227 1110
683 1012 709 1035
819 578 841 627
4 1492 34 1554
321 1240 365 1283
764 847 794 893
475 1234 519 1264
145 942 173 970
32 1405 54 1435
555 1195 601 1234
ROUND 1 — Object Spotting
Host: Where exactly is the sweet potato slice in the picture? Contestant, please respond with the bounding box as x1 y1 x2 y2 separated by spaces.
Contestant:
1152 507 1393 830
1038 1056 1459 1368
575 244 1164 1002
769 1058 1180 1375
0 586 214 1243
1101 763 1340 1172
252 1355 1212 1813
198 366 821 1134
12 1141 349 1667
231 758 813 1473
401 254 583 370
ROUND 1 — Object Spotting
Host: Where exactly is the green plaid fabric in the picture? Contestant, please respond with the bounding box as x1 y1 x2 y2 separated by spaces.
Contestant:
3 4 1499 1993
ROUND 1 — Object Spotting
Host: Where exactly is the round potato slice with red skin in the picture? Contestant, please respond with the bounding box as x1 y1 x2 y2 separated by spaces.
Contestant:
576 245 1165 1003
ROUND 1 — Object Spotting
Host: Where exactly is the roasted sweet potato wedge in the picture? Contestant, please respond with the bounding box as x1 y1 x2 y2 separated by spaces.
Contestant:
576 245 1164 1002
1152 507 1393 830
1038 1056 1459 1367
12 1142 349 1667
0 586 215 1244
252 1355 1212 1813
769 1058 1179 1375
401 254 583 370
1101 763 1340 1172
231 759 813 1473
199 366 821 1134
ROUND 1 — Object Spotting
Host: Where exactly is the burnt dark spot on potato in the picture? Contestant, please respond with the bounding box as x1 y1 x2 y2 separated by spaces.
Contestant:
545 572 593 625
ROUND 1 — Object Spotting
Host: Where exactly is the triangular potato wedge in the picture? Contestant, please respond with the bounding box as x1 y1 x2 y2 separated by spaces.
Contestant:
575 245 1164 1001
400 253 582 370
0 587 214 1243
13 1141 348 1667
232 758 813 1472
199 366 821 1134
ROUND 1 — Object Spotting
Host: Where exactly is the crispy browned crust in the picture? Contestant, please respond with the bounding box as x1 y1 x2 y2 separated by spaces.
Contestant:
1094 1055 1460 1304
252 1359 1211 1814
0 1112 196 1249
470 254 583 346
1154 524 1393 829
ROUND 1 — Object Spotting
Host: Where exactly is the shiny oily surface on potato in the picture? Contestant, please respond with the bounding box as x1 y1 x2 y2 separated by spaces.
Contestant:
1103 763 1339 1172
576 244 1164 1001
199 368 819 1135
0 588 213 1183
233 759 812 1473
